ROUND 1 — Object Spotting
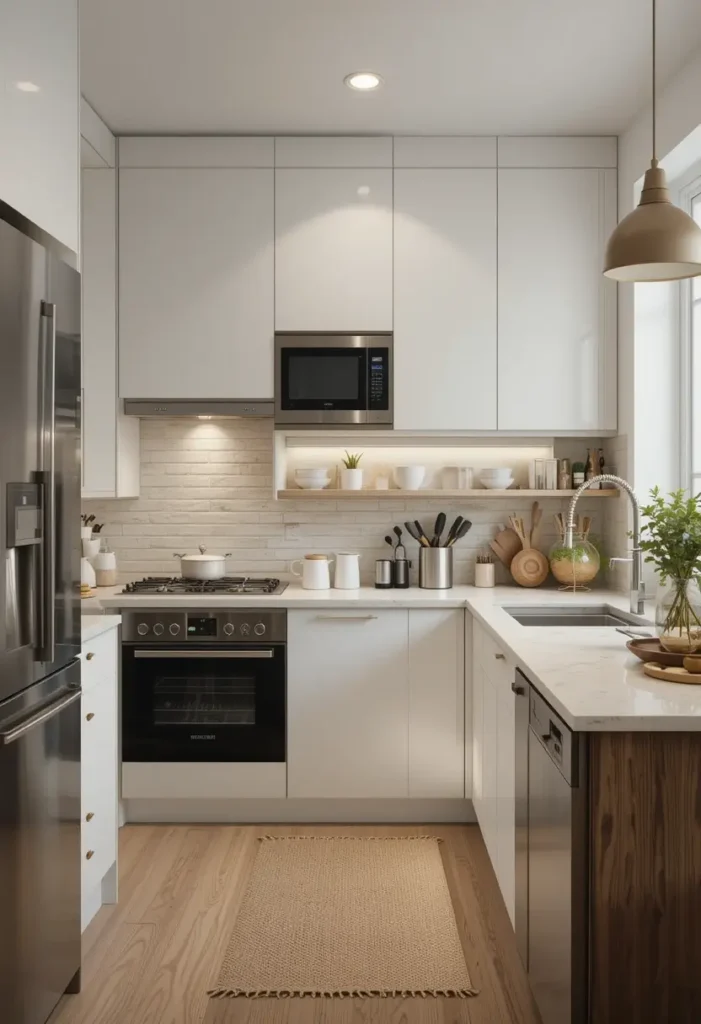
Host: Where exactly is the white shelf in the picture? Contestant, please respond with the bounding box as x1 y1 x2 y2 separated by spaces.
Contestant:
276 488 619 500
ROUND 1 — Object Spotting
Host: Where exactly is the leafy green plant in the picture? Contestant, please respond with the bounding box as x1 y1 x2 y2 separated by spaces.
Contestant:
342 451 363 469
639 488 701 643
550 542 593 564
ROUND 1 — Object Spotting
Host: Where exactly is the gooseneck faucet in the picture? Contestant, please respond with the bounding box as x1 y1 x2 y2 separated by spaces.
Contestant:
565 474 646 615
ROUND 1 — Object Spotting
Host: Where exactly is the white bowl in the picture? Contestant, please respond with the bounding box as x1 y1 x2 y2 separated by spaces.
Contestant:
480 476 514 490
295 467 329 478
394 465 426 490
295 471 331 490
480 467 513 480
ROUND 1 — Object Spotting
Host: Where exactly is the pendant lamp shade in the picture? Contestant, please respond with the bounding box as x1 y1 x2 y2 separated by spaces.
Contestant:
604 161 701 282
603 0 701 282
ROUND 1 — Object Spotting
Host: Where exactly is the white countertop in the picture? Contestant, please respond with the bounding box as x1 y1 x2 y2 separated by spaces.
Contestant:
81 614 122 644
83 583 701 732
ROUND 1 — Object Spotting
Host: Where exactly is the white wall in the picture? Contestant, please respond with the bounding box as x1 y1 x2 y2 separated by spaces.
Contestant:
615 44 701 589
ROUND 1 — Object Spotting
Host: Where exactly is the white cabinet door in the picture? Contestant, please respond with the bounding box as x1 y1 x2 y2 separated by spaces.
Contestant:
119 168 274 399
0 0 79 253
495 656 516 925
408 609 464 798
81 169 139 498
288 610 408 798
394 169 497 429
275 169 393 331
471 624 485 824
497 168 617 431
480 648 499 868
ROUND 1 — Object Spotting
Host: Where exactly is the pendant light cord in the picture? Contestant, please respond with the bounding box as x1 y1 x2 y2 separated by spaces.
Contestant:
652 0 657 164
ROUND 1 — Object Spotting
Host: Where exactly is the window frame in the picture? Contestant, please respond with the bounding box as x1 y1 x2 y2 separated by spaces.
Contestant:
677 168 701 494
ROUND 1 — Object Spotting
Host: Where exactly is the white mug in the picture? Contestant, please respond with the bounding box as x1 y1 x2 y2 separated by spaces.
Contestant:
334 552 360 590
291 555 333 590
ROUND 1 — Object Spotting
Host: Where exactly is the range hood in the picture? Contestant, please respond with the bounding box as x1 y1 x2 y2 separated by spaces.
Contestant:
123 400 274 418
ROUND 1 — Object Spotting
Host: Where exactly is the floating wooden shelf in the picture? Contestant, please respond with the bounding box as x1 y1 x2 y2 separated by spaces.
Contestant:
276 488 620 500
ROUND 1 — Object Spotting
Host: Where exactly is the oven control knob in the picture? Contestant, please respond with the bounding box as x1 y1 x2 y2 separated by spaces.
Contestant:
137 623 149 636
254 622 266 636
239 622 251 637
223 622 235 636
169 623 180 636
153 623 164 636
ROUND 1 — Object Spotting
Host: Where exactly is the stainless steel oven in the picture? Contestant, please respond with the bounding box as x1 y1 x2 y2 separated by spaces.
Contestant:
274 332 393 427
121 610 286 763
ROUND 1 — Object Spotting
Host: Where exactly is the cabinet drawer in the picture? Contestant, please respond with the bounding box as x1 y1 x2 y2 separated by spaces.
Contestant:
82 629 118 693
480 629 511 673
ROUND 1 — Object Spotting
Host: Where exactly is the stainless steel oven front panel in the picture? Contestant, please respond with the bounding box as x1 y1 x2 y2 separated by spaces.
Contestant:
274 332 393 428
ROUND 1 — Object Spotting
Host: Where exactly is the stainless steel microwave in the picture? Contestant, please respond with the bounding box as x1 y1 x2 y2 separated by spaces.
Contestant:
274 333 393 428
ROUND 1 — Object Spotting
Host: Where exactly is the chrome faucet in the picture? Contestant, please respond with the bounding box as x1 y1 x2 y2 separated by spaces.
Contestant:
565 474 646 616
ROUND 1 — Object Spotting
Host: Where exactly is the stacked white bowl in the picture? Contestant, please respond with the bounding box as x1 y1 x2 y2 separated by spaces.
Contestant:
294 467 331 490
479 467 514 490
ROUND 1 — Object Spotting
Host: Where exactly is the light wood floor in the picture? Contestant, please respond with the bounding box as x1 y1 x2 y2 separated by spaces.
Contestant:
50 824 540 1024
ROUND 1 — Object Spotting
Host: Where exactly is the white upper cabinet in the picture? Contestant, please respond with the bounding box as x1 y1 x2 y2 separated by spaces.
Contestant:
275 164 393 332
497 164 617 431
394 169 497 429
119 156 274 399
0 0 79 253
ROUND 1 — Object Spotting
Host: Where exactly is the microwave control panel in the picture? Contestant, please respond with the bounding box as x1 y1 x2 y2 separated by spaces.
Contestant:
368 349 390 410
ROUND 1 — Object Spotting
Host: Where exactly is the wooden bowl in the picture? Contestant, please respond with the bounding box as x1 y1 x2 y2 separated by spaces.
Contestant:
511 548 549 588
626 638 687 667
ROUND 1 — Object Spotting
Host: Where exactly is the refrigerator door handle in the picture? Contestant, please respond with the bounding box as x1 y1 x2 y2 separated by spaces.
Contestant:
0 686 81 745
38 300 56 664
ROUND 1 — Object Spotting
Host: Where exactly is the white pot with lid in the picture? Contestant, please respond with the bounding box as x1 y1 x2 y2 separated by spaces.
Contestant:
174 545 231 580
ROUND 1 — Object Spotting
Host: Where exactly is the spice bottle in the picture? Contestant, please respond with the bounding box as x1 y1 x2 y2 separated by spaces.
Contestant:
572 462 586 488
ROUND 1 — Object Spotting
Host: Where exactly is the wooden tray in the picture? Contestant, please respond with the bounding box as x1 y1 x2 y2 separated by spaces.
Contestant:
626 638 687 667
643 661 701 685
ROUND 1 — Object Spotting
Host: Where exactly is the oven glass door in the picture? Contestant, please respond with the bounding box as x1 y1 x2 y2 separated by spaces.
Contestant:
280 347 367 411
122 645 285 762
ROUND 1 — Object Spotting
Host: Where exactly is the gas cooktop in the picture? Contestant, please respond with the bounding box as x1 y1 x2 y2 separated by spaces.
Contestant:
122 576 288 596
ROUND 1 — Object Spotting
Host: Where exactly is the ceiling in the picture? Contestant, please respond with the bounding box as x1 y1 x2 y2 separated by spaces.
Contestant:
80 0 701 136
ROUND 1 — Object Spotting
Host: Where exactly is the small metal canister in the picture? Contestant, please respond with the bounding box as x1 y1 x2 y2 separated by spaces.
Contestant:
374 559 394 589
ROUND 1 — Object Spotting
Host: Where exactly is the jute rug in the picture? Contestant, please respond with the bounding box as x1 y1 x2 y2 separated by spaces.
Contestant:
208 835 476 999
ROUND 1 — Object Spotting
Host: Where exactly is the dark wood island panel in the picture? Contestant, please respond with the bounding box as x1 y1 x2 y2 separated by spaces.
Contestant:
589 732 701 1023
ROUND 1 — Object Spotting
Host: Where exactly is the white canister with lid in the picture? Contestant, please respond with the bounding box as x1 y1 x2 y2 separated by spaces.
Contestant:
93 549 118 587
291 554 333 590
334 552 360 590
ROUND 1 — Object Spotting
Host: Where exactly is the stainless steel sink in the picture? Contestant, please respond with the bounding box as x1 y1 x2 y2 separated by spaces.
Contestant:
503 605 652 628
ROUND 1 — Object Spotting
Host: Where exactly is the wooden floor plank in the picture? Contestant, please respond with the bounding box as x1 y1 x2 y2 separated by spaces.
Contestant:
50 823 539 1024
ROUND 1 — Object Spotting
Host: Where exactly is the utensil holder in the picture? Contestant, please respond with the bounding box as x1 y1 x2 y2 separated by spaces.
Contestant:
419 547 453 589
475 562 495 588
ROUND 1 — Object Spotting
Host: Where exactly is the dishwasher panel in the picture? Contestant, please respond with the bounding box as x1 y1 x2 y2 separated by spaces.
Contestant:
527 685 587 1024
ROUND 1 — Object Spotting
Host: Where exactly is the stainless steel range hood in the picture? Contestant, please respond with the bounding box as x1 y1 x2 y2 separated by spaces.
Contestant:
123 400 274 418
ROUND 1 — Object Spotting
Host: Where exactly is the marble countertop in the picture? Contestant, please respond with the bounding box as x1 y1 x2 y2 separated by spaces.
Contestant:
83 583 701 732
82 614 122 644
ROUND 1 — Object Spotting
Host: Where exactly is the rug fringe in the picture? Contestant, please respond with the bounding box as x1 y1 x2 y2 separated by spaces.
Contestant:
208 986 478 999
258 834 443 843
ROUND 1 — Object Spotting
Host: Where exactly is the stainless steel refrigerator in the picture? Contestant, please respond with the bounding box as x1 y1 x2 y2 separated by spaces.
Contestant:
0 212 82 1023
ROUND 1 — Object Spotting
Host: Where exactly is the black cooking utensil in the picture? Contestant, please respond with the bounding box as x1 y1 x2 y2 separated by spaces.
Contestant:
444 515 464 547
414 520 432 547
432 512 446 547
384 535 395 551
447 519 472 546
404 521 429 547
393 525 403 545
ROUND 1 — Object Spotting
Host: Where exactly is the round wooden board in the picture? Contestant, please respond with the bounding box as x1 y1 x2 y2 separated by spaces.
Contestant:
643 661 701 685
510 548 549 588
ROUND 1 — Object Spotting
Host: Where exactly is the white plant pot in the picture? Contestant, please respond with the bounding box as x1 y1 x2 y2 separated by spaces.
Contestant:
340 468 363 491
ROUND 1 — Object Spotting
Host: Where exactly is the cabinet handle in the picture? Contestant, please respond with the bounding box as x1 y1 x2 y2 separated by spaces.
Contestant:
85 811 95 822
511 682 525 695
85 712 95 721
315 615 378 621
86 850 94 860
495 652 506 660
85 652 95 661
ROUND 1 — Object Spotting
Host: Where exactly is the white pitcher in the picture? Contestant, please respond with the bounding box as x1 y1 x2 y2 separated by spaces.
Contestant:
334 551 360 590
291 554 333 590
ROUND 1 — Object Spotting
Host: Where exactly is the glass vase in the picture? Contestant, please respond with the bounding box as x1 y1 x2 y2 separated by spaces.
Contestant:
655 577 701 653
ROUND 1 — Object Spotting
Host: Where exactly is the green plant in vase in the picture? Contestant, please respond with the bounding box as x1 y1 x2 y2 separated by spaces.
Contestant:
639 487 701 653
340 451 364 491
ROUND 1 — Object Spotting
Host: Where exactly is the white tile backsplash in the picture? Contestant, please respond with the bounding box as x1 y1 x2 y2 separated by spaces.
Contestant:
83 418 611 585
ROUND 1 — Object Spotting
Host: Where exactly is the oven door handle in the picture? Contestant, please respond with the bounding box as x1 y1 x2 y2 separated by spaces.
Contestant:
133 649 275 659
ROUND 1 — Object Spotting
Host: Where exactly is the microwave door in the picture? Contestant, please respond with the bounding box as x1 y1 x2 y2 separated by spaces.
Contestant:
279 347 367 425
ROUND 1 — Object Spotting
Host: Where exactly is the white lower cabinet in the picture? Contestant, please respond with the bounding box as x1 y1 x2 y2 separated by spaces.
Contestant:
81 626 119 930
287 608 465 800
472 618 516 924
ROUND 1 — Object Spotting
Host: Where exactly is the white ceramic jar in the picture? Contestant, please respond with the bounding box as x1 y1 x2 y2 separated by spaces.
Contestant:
334 552 360 590
291 554 333 590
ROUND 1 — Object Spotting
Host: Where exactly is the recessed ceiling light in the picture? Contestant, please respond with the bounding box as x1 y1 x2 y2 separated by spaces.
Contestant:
344 71 383 91
16 81 40 93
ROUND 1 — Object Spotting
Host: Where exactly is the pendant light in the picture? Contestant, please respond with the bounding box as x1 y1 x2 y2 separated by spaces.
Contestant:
603 0 701 281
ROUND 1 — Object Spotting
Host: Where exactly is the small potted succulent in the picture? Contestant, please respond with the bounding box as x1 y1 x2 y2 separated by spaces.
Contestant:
340 451 363 490
640 487 701 653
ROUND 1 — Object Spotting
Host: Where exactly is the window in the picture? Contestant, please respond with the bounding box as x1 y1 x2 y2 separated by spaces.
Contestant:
679 173 701 493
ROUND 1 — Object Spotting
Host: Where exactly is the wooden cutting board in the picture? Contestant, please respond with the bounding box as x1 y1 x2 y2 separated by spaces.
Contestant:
643 661 701 685
489 528 522 568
